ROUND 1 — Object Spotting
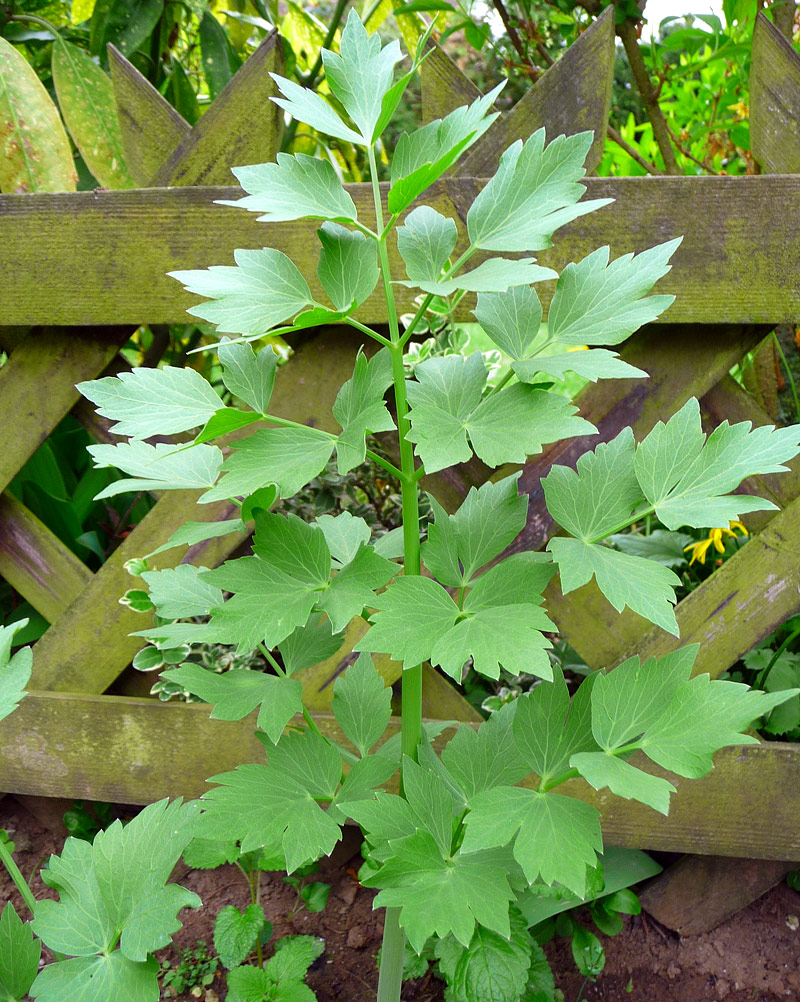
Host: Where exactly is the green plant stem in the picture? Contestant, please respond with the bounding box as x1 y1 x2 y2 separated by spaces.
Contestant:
376 907 406 1002
0 837 37 918
587 504 657 545
772 331 800 424
365 449 405 482
756 626 800 690
264 413 336 438
346 317 392 347
369 139 417 1002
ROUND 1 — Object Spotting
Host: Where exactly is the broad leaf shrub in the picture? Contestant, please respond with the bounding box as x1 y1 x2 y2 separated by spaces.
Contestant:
2 14 799 1002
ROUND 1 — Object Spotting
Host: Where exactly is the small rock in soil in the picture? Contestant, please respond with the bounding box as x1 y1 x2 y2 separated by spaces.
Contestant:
346 925 369 949
715 979 730 998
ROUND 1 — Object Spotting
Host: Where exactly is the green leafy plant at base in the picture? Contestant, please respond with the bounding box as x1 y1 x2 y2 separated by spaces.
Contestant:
160 940 218 998
2 13 800 1002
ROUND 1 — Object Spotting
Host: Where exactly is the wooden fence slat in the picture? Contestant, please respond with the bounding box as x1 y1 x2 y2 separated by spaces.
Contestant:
150 31 284 188
0 493 93 622
108 45 190 187
0 328 129 494
1 692 797 860
750 13 800 174
420 43 482 123
29 493 245 693
457 8 614 177
4 177 800 326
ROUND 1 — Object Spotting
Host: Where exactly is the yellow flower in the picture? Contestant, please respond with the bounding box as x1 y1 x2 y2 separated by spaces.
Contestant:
683 521 748 566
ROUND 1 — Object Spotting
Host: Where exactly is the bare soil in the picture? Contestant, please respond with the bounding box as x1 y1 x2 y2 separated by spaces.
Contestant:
2 797 799 1002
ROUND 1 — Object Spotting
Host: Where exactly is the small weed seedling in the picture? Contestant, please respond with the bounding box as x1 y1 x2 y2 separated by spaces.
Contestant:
160 941 218 998
2 14 800 1002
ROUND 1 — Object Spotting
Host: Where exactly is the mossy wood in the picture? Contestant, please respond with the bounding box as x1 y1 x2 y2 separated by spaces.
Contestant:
454 8 614 177
4 176 800 326
1 693 798 861
750 13 800 174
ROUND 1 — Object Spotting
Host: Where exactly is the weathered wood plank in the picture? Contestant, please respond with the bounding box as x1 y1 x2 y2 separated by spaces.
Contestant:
0 328 129 494
458 8 614 177
420 43 482 123
0 691 797 859
638 855 794 935
151 32 284 188
0 492 93 622
108 45 189 187
30 493 245 693
750 13 800 174
3 176 800 326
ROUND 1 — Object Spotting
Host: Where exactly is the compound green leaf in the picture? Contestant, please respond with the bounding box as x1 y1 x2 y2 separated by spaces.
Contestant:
218 340 278 414
511 667 598 787
343 791 419 850
547 240 680 345
30 953 158 1002
397 206 457 284
170 248 314 336
355 576 459 668
199 10 241 100
316 512 371 566
332 349 395 473
406 354 592 474
321 9 404 141
387 82 503 213
141 564 223 619
547 537 680 636
542 429 640 542
317 223 379 312
466 130 611 253
88 441 223 498
465 552 555 609
364 832 515 952
639 674 799 778
570 753 675 815
589 647 697 750
0 621 32 724
194 729 343 870
222 153 357 223
634 397 800 529
200 427 334 503
318 543 397 632
330 755 398 817
422 473 528 586
144 518 245 559
402 257 557 297
514 349 647 384
182 838 239 869
226 964 270 1002
609 529 692 568
159 665 303 744
0 903 40 1002
401 756 457 856
472 285 543 361
201 514 330 650
270 73 363 145
441 702 529 802
214 904 265 969
195 408 262 444
462 788 602 896
0 35 76 194
31 800 199 999
52 38 134 190
278 616 344 675
431 602 554 681
332 653 392 756
78 366 222 439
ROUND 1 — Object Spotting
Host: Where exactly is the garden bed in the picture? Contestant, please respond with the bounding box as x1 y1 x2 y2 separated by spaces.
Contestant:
2 797 798 1002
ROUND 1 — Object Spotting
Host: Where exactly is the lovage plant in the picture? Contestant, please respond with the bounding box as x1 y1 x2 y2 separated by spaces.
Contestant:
4 12 798 1002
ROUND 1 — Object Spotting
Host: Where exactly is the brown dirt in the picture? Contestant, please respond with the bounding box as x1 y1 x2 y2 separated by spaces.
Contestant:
2 797 799 1002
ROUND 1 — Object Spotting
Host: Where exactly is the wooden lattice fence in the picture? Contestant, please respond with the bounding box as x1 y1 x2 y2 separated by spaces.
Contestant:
1 11 799 906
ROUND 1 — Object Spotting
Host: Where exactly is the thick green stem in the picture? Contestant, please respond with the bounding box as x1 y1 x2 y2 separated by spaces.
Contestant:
369 141 419 1002
0 837 37 918
376 908 406 1001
